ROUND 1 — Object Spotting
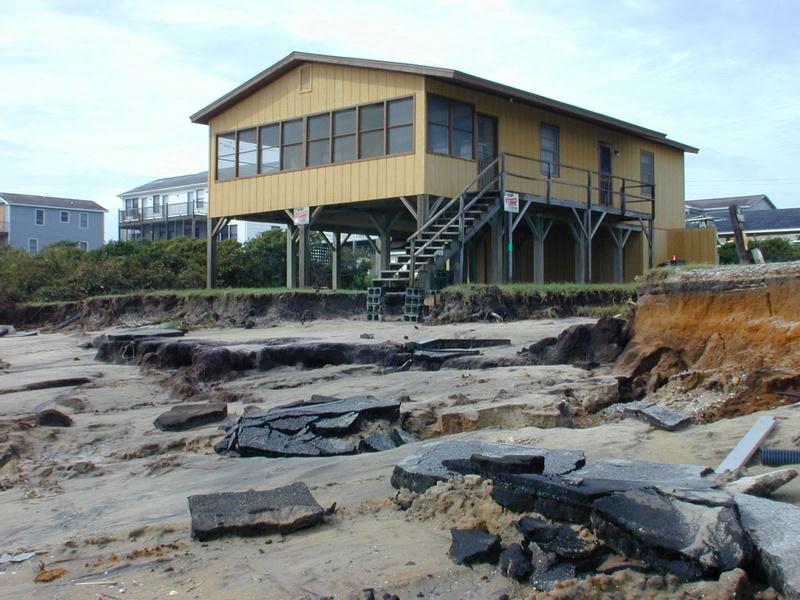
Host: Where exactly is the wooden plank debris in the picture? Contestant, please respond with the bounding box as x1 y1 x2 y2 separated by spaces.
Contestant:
715 415 776 474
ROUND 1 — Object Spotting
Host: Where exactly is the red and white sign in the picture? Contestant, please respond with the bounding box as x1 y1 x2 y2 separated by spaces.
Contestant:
293 206 310 225
503 192 520 213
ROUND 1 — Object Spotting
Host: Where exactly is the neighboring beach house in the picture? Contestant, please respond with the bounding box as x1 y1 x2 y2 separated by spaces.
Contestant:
0 192 106 253
191 52 703 289
118 171 279 243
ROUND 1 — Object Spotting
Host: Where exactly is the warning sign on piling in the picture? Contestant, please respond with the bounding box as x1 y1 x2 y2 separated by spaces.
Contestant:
293 207 310 225
503 192 519 213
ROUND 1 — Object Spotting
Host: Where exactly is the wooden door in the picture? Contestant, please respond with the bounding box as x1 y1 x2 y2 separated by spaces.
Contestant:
477 114 498 190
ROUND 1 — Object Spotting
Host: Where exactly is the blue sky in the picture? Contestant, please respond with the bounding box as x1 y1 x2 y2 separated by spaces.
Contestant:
1 0 799 238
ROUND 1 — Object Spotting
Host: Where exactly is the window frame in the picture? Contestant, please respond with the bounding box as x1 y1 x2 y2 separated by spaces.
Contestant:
540 123 560 177
79 212 88 229
237 127 259 178
332 107 357 164
34 208 45 226
387 97 414 156
640 149 655 199
215 131 238 181
358 101 386 160
78 241 88 251
28 238 38 253
213 95 415 181
60 210 70 223
426 94 475 161
306 111 332 167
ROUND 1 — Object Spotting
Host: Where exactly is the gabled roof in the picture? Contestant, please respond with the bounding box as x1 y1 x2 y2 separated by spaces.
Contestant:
190 51 699 153
0 192 107 212
686 194 776 211
707 207 800 234
119 171 209 197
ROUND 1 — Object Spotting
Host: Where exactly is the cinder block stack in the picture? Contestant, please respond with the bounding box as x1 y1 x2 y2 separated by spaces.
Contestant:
366 287 385 321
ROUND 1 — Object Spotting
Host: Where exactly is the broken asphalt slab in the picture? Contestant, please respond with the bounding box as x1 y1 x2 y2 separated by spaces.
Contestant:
591 487 752 581
448 528 501 565
622 401 692 431
735 493 800 600
188 481 326 542
490 459 717 524
390 440 585 494
153 403 228 432
218 395 409 458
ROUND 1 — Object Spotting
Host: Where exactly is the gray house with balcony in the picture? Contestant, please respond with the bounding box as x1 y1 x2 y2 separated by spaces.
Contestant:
0 193 106 252
118 171 276 242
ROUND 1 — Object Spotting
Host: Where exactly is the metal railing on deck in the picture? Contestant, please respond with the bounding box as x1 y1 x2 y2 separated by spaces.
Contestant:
500 152 655 216
119 201 208 225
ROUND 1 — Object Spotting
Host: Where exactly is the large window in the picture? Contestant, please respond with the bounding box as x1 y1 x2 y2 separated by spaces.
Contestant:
333 108 356 163
238 128 258 177
79 212 88 229
540 123 560 176
35 209 44 225
359 103 384 159
196 189 206 206
217 132 236 181
307 114 331 166
640 150 655 198
259 124 280 174
427 94 474 159
282 119 303 171
215 96 414 180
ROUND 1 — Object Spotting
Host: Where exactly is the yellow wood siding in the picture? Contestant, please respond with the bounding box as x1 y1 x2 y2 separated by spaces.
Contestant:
208 64 426 217
0 204 5 222
424 80 685 227
664 227 719 265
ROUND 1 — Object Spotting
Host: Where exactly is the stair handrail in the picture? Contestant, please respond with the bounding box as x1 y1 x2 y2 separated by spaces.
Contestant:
412 173 501 258
406 153 504 243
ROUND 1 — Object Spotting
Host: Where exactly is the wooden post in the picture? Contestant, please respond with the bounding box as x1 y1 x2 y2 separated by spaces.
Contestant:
206 217 218 289
298 224 309 288
527 215 553 285
378 228 391 273
286 223 297 288
331 232 341 290
491 210 504 284
729 205 750 264
416 194 429 229
568 222 586 284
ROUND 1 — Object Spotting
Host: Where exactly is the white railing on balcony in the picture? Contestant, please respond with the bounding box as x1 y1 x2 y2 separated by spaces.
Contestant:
120 201 208 225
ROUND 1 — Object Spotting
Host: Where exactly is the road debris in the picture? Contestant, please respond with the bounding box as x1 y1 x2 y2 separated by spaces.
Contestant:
188 482 326 541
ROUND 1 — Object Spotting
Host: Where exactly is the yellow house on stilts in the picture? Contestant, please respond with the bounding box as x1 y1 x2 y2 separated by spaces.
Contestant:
191 52 701 290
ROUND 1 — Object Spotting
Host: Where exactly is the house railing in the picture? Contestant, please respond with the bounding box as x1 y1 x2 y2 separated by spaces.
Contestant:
500 152 655 217
119 201 208 225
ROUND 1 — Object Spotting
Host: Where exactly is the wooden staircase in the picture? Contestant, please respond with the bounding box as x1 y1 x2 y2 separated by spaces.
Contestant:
373 157 503 290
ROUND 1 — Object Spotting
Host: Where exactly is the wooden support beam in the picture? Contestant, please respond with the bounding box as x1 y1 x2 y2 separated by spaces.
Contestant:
399 196 417 222
511 199 533 233
429 196 445 216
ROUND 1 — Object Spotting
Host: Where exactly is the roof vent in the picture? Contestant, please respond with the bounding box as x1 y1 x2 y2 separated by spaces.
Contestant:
299 65 312 93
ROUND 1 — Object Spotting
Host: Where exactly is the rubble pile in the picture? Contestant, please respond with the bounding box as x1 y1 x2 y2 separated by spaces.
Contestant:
392 440 800 596
216 395 415 458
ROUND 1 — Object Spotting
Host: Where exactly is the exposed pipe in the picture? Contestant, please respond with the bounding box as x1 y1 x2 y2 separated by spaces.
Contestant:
760 448 800 467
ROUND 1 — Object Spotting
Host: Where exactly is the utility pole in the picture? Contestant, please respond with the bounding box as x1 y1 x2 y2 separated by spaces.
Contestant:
729 205 750 264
